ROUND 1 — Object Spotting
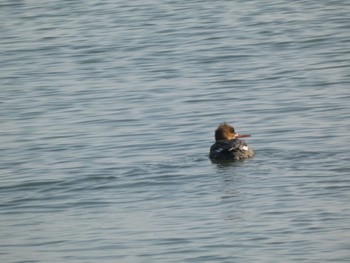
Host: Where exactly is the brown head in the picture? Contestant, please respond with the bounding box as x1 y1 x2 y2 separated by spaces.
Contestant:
215 123 236 141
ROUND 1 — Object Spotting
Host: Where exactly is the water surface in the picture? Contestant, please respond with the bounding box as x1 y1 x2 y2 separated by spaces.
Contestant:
1 0 350 262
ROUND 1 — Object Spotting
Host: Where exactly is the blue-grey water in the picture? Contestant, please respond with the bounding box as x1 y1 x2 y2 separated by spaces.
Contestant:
1 0 350 262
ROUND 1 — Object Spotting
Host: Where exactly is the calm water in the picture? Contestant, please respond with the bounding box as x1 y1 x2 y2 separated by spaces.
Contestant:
1 0 350 262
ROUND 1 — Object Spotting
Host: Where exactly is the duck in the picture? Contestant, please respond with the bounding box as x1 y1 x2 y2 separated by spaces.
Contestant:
209 123 254 161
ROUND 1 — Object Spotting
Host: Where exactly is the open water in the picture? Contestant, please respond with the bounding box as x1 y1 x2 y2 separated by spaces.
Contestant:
1 0 350 262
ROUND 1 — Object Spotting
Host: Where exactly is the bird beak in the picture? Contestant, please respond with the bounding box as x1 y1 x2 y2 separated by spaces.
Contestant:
234 134 251 139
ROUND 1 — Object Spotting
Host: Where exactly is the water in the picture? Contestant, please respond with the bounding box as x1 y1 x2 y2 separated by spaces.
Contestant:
1 0 350 262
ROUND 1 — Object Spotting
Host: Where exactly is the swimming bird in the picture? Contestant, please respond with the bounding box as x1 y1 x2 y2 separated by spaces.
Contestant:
209 123 254 161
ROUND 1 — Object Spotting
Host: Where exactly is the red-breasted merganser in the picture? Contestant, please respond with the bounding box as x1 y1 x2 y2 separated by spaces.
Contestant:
209 123 254 161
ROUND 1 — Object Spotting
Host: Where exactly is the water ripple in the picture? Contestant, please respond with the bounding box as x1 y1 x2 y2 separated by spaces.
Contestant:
1 0 350 262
